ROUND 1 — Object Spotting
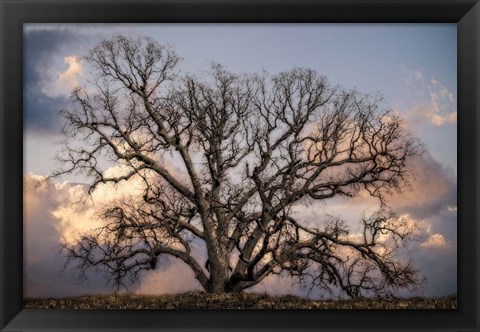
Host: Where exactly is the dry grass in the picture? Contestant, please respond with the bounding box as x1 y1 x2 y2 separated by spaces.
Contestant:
24 292 457 309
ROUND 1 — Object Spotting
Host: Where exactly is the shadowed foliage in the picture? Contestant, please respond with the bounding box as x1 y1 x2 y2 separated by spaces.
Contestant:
24 292 456 309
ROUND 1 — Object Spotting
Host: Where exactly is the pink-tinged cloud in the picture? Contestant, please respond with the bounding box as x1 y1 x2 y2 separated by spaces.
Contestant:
24 167 203 298
56 56 83 95
288 150 457 296
421 233 448 248
23 146 457 298
24 174 109 298
389 151 456 219
401 68 456 127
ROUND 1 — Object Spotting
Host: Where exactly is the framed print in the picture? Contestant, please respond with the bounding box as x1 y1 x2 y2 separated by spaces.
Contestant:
1 0 479 331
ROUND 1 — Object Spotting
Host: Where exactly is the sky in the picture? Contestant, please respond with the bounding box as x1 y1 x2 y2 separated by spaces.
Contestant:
23 23 457 299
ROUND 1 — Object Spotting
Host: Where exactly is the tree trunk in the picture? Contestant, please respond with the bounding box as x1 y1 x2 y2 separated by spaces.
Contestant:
205 245 231 293
206 265 230 293
225 277 245 293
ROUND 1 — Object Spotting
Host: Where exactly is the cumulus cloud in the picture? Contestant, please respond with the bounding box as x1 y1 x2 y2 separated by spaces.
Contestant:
24 29 87 132
289 149 457 297
24 171 136 297
388 152 456 296
24 24 152 133
24 144 457 298
24 28 89 99
24 174 108 298
389 152 457 220
23 25 137 132
37 54 85 99
49 55 84 98
307 151 456 228
421 233 447 248
24 163 201 298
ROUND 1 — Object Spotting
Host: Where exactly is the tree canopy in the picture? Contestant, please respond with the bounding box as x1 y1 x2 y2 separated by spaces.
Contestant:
55 35 424 298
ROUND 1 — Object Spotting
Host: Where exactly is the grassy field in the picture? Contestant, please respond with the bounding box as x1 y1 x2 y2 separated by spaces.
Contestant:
24 292 457 309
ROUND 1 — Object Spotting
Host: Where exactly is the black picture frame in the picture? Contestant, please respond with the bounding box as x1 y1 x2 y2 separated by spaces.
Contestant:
1 0 479 331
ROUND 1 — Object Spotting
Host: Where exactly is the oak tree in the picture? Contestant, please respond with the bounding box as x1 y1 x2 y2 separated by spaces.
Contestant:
55 35 424 298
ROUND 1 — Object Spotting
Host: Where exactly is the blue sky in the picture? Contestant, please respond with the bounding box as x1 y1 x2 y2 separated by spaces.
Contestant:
24 23 457 175
23 24 457 299
141 24 456 100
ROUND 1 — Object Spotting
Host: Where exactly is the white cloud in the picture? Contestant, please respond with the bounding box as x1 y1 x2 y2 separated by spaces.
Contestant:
402 68 456 127
421 233 447 248
38 55 85 98
23 148 457 298
57 56 83 93
23 174 109 298
24 166 200 298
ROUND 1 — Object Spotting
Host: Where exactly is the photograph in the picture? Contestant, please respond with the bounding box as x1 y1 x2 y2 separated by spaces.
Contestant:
23 23 457 309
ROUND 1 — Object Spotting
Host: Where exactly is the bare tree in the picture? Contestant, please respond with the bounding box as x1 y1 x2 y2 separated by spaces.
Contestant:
55 35 424 298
